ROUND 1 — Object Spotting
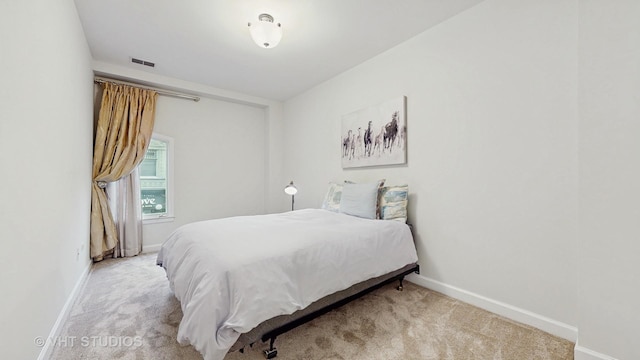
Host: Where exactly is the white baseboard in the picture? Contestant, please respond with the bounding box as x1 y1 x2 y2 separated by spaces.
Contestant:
406 273 578 342
37 262 92 360
141 244 161 253
574 345 618 360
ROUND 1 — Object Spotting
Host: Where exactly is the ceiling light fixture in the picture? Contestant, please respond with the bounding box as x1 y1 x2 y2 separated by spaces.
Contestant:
248 13 282 49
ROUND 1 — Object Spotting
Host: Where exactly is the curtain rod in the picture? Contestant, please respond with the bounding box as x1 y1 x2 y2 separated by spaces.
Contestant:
94 77 200 102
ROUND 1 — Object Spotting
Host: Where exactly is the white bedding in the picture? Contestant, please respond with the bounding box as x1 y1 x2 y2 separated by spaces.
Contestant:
157 208 418 360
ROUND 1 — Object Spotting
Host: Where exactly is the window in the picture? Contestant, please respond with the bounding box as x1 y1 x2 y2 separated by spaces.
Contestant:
139 149 158 177
139 133 174 222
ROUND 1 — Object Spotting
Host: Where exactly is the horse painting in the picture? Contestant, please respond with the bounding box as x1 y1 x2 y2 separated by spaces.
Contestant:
341 96 406 168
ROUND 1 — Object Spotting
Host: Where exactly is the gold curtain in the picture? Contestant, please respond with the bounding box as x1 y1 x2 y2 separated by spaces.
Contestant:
90 83 158 260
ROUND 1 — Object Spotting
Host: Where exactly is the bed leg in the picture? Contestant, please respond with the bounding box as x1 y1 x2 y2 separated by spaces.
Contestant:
397 277 404 291
263 337 278 359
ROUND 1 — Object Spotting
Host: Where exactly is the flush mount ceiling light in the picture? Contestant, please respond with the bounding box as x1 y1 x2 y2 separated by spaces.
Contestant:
248 13 282 49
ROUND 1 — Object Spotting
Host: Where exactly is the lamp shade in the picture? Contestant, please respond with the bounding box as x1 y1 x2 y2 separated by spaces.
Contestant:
284 181 297 195
248 13 282 49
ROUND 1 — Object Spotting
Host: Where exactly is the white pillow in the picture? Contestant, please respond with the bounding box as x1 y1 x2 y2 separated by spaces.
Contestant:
339 181 383 219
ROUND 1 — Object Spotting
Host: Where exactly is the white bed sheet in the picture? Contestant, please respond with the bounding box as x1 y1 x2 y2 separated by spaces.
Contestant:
157 209 418 360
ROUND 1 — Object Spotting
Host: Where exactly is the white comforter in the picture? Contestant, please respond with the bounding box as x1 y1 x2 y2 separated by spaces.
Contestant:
157 209 418 360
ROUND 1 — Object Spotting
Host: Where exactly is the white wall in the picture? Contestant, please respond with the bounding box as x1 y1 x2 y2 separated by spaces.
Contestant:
142 96 268 248
0 0 94 359
577 1 640 359
284 0 578 339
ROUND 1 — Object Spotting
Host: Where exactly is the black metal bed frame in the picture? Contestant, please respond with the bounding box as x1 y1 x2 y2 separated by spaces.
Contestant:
247 264 420 359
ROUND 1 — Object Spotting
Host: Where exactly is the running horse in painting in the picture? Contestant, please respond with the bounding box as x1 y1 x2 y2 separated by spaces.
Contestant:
342 130 352 158
363 121 373 157
383 112 399 152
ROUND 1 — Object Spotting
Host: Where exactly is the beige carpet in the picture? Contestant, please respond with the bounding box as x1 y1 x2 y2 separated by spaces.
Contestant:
50 253 574 360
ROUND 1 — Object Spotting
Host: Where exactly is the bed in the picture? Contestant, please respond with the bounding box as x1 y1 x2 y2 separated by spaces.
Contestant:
157 183 418 360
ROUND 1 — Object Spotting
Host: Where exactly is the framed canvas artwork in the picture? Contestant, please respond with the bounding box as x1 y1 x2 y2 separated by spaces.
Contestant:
341 96 407 168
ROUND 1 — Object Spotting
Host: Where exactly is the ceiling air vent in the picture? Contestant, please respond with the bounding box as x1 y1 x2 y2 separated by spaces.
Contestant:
131 57 155 68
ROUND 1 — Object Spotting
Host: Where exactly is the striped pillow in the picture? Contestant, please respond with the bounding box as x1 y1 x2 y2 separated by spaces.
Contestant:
378 185 408 222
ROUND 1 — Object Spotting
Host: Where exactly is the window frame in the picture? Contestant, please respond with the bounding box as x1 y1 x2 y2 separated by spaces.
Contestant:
141 133 175 224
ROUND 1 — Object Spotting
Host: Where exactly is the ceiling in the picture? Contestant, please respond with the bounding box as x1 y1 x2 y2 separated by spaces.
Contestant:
74 0 484 101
